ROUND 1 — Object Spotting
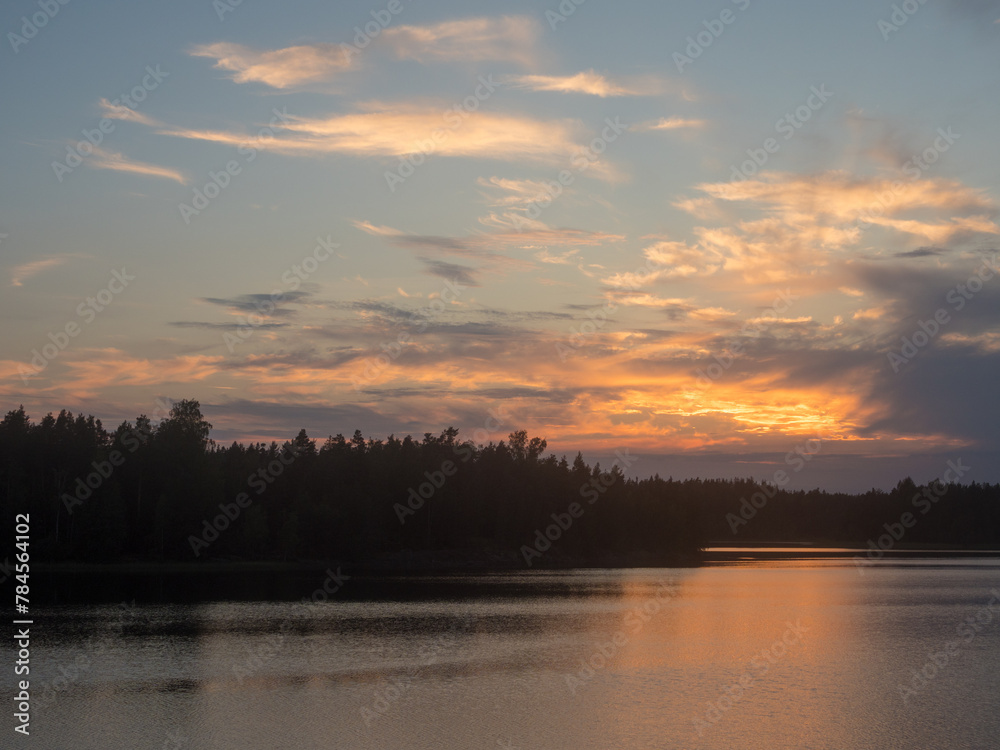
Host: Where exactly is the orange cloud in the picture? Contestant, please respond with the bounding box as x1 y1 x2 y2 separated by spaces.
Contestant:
698 171 996 239
60 350 222 393
160 104 613 174
88 147 186 184
98 98 159 126
634 117 708 131
190 42 355 88
9 257 76 287
505 70 653 97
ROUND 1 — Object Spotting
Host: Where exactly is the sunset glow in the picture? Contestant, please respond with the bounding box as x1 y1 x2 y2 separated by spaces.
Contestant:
3 0 998 490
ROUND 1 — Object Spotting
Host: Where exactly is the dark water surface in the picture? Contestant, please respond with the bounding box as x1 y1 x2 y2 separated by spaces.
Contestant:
7 559 1000 749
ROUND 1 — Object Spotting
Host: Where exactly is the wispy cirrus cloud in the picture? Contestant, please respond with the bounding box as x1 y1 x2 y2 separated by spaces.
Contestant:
382 16 539 66
190 42 355 88
634 116 708 131
504 70 646 97
354 218 624 255
98 98 160 126
55 349 223 398
87 146 186 184
9 256 80 287
477 176 569 208
160 104 619 176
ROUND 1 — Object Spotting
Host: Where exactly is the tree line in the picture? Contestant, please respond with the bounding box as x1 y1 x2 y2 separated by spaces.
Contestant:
1 400 997 564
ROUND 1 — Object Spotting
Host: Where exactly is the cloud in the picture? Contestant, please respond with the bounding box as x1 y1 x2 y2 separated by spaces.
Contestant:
663 170 1000 282
87 146 186 184
535 249 579 264
852 305 890 321
698 171 995 232
634 117 708 131
418 258 480 286
382 16 539 66
504 71 645 97
190 42 355 88
863 347 1000 450
862 214 998 243
170 321 289 330
602 239 724 289
355 218 624 256
477 176 570 208
199 291 314 317
477 212 550 232
57 350 222 395
671 196 725 220
98 98 159 126
352 220 407 238
896 246 949 258
159 103 616 174
9 256 78 287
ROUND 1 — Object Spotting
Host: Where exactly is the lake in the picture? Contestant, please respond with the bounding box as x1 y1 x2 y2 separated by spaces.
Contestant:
9 556 1000 749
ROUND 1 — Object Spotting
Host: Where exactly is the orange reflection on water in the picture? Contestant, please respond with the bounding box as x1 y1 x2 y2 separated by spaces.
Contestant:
600 568 866 747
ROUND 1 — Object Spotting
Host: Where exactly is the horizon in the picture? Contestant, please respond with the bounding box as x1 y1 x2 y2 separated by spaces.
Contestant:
1 398 988 494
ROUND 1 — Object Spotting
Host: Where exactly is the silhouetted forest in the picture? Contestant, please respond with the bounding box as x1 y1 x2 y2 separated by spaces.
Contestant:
2 400 998 565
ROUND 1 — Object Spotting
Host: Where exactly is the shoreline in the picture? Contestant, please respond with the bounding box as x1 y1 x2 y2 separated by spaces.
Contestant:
33 546 1000 576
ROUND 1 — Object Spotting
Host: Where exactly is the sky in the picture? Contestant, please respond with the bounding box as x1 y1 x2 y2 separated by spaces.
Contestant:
2 0 999 492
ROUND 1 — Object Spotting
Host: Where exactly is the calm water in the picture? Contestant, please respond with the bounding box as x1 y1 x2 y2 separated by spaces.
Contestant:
9 559 1000 749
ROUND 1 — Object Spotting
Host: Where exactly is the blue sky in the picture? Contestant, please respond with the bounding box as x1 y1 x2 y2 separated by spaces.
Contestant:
3 0 999 491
